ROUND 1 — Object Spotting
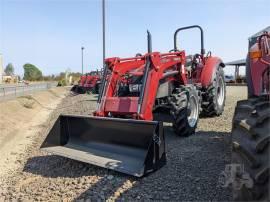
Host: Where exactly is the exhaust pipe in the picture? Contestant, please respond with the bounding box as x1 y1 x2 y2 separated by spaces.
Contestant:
41 115 166 177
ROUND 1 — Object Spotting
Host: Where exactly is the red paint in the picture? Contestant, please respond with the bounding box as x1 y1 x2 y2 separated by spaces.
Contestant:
249 33 270 96
77 71 102 91
104 97 139 113
95 50 222 121
83 75 100 88
200 57 223 87
79 75 87 86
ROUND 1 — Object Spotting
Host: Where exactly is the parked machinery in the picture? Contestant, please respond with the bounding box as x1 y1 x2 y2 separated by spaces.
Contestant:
232 30 270 201
71 70 102 94
83 71 102 94
42 25 226 177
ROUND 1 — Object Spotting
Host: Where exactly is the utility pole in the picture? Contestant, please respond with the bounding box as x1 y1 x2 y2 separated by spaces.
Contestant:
102 0 105 67
81 46 84 75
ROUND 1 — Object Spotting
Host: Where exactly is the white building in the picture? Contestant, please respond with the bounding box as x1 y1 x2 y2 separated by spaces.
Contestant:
0 54 3 84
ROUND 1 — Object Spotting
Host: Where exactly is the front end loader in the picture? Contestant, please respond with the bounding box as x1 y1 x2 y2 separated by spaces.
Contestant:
71 71 102 94
70 75 87 94
41 25 226 177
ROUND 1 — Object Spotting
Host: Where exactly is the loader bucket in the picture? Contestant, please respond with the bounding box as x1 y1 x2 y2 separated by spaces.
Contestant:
70 85 77 92
41 115 166 177
70 85 86 94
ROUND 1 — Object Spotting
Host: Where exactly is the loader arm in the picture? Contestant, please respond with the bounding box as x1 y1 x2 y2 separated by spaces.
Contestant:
95 51 186 120
140 52 186 120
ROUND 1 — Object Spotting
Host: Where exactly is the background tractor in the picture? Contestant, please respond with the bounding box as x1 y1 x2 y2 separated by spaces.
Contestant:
231 30 270 201
71 70 102 94
42 25 226 177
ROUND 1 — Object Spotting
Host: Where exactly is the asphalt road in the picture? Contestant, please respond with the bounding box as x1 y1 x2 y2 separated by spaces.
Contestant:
0 83 57 100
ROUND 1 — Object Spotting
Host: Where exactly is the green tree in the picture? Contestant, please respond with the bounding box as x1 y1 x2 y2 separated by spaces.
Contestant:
23 63 43 81
4 63 14 76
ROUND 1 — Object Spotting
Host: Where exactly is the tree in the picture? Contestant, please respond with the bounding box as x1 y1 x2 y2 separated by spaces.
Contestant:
23 63 43 81
4 63 14 76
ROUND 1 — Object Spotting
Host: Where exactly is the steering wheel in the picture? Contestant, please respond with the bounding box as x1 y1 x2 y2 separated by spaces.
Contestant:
169 49 180 53
191 54 202 69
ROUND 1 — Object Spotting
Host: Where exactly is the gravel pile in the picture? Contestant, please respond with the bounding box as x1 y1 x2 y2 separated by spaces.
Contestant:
0 86 247 201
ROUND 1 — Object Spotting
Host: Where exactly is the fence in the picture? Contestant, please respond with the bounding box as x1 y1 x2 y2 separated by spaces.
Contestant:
0 82 57 101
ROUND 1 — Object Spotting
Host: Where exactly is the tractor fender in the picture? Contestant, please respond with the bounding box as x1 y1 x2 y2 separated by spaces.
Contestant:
201 57 225 88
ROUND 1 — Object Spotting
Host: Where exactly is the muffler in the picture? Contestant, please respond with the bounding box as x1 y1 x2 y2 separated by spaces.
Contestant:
41 115 166 177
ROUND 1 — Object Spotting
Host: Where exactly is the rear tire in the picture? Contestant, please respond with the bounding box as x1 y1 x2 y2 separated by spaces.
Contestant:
92 83 101 94
70 85 78 92
232 96 270 201
172 86 200 137
202 66 226 116
77 87 86 94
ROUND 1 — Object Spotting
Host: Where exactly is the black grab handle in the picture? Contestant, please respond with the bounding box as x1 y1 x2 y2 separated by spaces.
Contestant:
174 25 205 55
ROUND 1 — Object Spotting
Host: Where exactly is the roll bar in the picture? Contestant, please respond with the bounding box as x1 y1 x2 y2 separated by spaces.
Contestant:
174 25 205 55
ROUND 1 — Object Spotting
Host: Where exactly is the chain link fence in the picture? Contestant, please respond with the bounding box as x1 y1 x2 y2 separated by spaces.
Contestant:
0 82 57 101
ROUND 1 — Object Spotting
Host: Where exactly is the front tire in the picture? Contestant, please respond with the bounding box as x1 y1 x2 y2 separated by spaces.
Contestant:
172 86 200 137
92 83 101 94
232 96 270 201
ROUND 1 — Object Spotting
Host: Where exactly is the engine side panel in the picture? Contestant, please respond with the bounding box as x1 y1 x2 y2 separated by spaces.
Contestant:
156 81 173 98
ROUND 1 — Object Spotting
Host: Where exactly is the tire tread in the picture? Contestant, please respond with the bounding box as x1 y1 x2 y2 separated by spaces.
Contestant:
232 97 270 201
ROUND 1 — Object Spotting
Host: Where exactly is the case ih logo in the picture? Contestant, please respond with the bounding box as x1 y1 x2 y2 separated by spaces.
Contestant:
218 164 253 190
160 57 181 64
161 58 171 63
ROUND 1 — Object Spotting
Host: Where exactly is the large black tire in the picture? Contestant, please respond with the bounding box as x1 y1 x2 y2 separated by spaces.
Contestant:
172 86 200 137
77 87 86 94
232 96 270 201
92 83 101 94
70 85 78 92
202 66 226 116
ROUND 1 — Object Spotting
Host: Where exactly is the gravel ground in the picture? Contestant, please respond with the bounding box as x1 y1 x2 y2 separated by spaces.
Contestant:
0 86 247 201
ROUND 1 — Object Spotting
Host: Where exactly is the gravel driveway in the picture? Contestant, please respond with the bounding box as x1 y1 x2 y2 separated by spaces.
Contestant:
0 86 247 201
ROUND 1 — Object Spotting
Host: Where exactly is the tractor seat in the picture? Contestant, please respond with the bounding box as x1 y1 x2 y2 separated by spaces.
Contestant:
185 55 193 67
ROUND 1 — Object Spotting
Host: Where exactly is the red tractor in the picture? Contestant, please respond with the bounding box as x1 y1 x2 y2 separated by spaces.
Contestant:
231 30 270 201
42 26 226 177
71 70 102 94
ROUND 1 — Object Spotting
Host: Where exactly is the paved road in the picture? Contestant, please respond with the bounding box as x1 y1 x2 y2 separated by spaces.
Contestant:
0 82 57 100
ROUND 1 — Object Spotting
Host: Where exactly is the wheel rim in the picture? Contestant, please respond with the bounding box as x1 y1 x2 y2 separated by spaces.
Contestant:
217 76 225 106
187 95 199 127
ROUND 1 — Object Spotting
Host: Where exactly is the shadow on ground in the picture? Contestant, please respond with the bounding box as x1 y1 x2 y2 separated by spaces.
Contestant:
23 127 232 201
23 154 133 179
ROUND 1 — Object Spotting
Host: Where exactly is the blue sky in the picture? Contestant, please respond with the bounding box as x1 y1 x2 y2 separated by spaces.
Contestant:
0 0 269 76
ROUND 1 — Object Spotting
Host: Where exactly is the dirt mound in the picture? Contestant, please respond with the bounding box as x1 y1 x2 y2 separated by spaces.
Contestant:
0 87 68 180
